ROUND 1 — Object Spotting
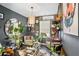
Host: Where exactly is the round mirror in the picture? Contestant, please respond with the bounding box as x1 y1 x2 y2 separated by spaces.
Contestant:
4 18 23 40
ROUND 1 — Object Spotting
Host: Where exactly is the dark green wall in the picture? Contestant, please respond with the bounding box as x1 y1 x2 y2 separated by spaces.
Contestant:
0 5 27 44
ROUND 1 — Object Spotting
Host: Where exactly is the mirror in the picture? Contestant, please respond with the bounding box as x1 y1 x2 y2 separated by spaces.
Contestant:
4 18 23 40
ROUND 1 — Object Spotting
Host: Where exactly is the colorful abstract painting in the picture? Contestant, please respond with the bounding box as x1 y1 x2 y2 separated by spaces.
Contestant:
63 3 78 36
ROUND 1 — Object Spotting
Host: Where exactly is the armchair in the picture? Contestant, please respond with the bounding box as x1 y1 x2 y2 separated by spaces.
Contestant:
24 36 34 47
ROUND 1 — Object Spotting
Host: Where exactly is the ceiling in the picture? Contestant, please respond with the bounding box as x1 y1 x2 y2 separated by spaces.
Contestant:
0 3 58 17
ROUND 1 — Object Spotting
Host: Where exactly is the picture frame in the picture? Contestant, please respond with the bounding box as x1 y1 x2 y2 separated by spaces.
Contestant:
63 3 78 36
0 13 4 20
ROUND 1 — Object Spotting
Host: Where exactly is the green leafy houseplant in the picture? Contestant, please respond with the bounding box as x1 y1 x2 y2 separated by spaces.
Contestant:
9 21 24 47
54 23 63 31
47 44 56 54
37 33 47 42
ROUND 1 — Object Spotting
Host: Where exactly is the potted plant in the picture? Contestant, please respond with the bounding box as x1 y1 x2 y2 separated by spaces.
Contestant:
9 21 24 47
37 33 47 43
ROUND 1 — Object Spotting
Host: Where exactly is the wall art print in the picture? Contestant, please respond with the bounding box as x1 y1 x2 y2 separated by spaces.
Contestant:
63 3 78 36
0 13 3 20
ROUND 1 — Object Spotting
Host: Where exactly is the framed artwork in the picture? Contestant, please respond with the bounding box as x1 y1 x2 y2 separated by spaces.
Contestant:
0 13 3 20
63 3 78 36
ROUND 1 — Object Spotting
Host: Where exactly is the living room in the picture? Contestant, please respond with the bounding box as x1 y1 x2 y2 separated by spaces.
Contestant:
0 3 79 56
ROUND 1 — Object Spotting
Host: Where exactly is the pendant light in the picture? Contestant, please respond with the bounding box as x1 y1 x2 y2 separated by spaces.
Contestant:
55 3 63 22
28 6 35 25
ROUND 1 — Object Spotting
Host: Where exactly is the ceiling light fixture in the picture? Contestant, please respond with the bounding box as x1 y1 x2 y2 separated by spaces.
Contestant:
28 6 35 25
